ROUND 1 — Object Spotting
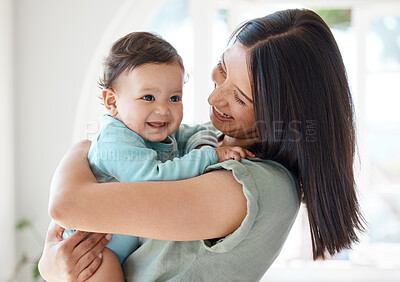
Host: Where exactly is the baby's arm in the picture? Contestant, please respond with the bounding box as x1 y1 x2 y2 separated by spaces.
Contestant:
94 137 219 181
174 123 218 153
93 123 254 183
175 123 255 162
91 122 216 182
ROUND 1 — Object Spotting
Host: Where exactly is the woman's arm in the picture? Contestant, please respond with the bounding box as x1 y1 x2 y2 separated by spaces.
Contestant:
50 141 247 241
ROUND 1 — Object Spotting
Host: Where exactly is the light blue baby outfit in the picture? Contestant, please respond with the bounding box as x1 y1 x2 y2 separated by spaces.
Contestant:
63 114 219 264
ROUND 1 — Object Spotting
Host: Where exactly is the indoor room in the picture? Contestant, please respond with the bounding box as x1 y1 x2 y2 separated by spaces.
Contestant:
1 0 399 281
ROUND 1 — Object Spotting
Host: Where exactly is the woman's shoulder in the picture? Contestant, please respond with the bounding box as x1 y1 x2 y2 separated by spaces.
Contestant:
205 157 300 244
204 157 300 240
206 157 299 203
245 158 300 199
244 158 301 225
182 158 300 280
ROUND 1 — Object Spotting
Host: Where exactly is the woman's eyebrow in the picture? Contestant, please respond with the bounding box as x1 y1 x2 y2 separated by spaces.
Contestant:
222 53 253 103
236 87 253 103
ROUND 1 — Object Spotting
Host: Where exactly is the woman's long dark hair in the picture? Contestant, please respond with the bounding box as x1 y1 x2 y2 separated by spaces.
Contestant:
233 9 365 260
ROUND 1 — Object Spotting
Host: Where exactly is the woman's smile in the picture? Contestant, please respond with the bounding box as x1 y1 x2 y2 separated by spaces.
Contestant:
212 106 234 120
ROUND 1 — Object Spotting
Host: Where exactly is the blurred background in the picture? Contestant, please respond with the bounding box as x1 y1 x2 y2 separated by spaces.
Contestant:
1 0 399 281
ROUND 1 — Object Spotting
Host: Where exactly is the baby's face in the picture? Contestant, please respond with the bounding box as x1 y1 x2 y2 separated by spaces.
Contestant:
113 63 184 142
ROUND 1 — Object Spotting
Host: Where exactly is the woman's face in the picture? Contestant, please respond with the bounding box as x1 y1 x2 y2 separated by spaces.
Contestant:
208 42 259 142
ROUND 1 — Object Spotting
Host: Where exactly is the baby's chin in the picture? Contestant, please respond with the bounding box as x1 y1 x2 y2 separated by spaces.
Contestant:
146 137 171 144
142 131 172 143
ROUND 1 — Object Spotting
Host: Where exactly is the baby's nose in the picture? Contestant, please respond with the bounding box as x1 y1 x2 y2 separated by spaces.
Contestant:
154 103 170 115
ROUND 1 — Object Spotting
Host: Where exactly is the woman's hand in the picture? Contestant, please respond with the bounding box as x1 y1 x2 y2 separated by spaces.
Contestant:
38 222 111 282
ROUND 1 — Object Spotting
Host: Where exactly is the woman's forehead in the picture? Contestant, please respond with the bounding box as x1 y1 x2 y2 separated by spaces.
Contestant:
224 42 247 58
223 43 252 97
223 43 249 76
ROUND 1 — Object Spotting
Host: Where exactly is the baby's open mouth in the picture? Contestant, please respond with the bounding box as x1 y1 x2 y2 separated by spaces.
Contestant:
147 122 168 127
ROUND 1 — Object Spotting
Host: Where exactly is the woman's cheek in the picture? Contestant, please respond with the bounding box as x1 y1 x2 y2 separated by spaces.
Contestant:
237 108 256 127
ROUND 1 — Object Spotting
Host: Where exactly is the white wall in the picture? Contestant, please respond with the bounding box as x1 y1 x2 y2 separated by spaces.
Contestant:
12 0 125 280
0 0 15 280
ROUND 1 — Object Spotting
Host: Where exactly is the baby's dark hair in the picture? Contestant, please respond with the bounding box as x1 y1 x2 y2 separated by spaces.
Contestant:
99 32 184 89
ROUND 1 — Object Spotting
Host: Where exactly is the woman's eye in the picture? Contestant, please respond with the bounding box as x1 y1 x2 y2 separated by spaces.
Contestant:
235 92 246 106
217 61 226 75
141 95 154 101
169 96 181 102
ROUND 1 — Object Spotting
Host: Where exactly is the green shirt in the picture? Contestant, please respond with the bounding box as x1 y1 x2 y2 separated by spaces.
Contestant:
123 158 300 281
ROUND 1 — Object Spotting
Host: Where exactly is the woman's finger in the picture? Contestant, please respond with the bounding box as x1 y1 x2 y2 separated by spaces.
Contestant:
65 230 91 248
57 230 91 261
75 234 110 271
73 232 110 258
77 234 109 271
46 221 65 242
76 254 103 282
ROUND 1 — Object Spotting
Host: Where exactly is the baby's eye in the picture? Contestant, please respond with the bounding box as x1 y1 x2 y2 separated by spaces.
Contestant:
169 96 181 102
141 95 154 101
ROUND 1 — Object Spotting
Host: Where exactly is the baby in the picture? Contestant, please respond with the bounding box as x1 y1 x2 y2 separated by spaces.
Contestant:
62 31 254 280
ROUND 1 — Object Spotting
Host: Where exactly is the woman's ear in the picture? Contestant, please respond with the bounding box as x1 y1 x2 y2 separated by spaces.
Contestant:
102 89 118 116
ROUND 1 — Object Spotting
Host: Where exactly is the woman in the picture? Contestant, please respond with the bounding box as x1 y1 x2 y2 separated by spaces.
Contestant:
39 9 364 281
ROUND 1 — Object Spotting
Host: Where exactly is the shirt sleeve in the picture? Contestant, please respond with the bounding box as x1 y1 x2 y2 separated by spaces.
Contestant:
200 159 259 253
174 124 219 155
200 158 300 253
89 123 219 182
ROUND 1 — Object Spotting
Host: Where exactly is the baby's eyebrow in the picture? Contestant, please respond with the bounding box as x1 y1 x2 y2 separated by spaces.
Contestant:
139 87 160 92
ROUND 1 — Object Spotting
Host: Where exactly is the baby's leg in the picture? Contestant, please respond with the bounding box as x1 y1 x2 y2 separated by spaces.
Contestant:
85 248 124 282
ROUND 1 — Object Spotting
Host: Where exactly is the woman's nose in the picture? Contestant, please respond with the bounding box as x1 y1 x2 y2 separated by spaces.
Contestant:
208 86 225 106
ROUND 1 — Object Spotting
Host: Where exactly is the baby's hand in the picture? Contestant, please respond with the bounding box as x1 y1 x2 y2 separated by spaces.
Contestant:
213 146 255 162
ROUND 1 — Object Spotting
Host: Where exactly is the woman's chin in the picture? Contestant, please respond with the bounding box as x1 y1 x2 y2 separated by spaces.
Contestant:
210 114 232 136
209 113 222 130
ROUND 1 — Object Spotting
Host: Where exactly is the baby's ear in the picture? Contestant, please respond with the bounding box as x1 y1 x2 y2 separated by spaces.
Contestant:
102 89 118 116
